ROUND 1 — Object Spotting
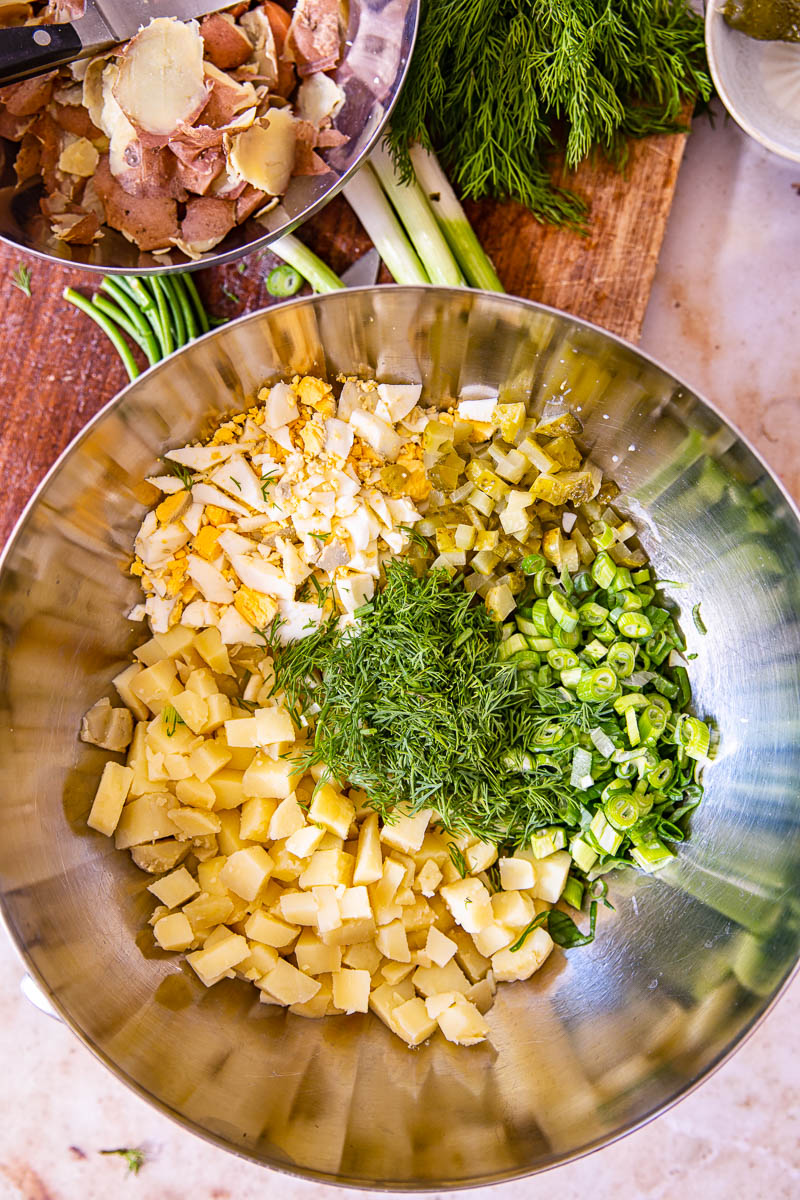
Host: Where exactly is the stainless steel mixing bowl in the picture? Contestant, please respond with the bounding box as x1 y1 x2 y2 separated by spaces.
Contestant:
1 288 798 1189
0 0 418 274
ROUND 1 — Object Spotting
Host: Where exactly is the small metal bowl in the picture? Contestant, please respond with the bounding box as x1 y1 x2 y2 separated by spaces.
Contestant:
0 0 418 274
706 1 800 163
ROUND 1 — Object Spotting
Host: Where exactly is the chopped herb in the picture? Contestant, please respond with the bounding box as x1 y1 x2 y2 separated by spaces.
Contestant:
163 458 193 489
100 1147 145 1175
260 470 279 501
692 602 707 635
11 263 31 296
510 901 598 951
236 261 247 274
222 286 240 304
448 843 468 878
163 705 185 737
230 476 243 491
485 862 502 893
311 531 330 542
399 524 430 550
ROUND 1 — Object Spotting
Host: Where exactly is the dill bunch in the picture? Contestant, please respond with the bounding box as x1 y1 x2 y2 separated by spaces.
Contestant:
388 0 712 226
271 562 600 845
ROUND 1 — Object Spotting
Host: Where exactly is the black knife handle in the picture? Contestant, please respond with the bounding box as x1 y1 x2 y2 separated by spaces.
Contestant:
0 23 83 87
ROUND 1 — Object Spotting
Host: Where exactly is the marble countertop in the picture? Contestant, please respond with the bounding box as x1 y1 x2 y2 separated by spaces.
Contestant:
2 105 799 1200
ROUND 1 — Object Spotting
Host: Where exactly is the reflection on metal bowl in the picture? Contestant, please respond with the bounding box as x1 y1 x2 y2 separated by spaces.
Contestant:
0 288 798 1188
0 0 418 274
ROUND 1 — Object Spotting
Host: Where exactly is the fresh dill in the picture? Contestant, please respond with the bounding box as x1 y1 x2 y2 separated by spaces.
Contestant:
163 458 193 488
260 470 278 501
11 263 31 296
100 1147 145 1175
399 524 430 551
387 0 711 226
230 477 243 491
311 531 330 542
448 843 468 878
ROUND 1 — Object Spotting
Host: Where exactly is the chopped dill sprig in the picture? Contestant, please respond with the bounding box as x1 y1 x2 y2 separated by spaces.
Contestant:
448 843 468 878
163 705 185 737
163 458 193 488
11 263 31 296
100 1147 145 1175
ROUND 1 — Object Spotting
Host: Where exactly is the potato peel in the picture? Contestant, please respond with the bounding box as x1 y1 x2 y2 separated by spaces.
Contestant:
113 18 209 138
226 108 296 197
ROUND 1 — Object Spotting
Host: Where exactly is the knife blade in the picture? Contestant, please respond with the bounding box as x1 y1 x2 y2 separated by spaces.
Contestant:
340 249 381 289
0 0 233 86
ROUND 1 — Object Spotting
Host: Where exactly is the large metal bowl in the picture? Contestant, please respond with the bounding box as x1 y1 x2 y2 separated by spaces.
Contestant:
0 288 798 1189
0 0 418 274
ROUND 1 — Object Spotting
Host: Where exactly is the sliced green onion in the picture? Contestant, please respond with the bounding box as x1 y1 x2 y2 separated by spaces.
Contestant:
267 263 305 297
590 726 616 758
269 233 345 294
579 601 610 627
547 647 579 672
548 590 579 632
570 746 594 789
676 714 710 760
625 706 640 747
576 666 617 702
617 611 653 639
561 874 585 910
607 641 636 677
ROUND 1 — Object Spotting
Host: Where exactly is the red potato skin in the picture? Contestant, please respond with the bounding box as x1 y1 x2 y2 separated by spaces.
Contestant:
180 194 237 246
262 1 292 52
14 131 40 185
171 144 226 195
0 71 57 116
287 0 340 75
0 108 32 140
51 102 103 140
93 153 179 251
115 143 188 201
200 13 254 71
235 183 268 221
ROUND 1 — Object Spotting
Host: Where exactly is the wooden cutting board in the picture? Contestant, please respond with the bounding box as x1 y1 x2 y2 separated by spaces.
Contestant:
0 126 687 547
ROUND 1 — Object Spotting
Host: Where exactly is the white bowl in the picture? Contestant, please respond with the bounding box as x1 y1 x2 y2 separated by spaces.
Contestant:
706 2 800 162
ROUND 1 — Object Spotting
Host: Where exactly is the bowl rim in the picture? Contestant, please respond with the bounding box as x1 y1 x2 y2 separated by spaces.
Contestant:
0 0 421 276
705 2 800 165
1 285 798 1190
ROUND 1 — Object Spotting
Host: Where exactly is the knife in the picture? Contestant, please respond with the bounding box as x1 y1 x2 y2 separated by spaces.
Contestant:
339 248 381 288
0 0 232 86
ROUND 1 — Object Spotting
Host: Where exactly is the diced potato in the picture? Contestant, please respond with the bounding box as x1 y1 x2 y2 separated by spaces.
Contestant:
415 859 443 897
239 795 279 841
393 997 437 1046
260 958 320 1006
290 978 333 1019
216 809 254 856
369 980 410 1029
320 916 376 947
446 927 491 984
147 865 199 909
269 839 306 882
183 892 235 932
168 806 222 838
381 961 415 985
370 857 405 913
437 997 489 1045
466 976 497 1015
174 776 216 810
186 668 217 698
115 793 180 849
285 823 325 859
531 850 571 903
380 807 432 854
440 878 494 934
464 840 498 874
498 854 536 891
295 929 342 976
491 890 535 929
130 658 181 714
472 922 515 958
245 908 299 948
153 912 195 951
113 662 150 721
352 812 382 887
312 884 342 934
126 722 151 797
197 856 229 896
412 960 471 998
317 831 345 852
425 926 458 968
342 941 382 973
220 846 274 901
202 693 232 733
269 794 306 840
339 886 372 921
278 891 319 926
130 839 189 874
187 930 249 985
299 849 355 889
332 968 370 1014
308 783 355 839
171 689 208 734
188 739 232 781
87 761 134 836
242 753 296 799
428 893 455 932
400 896 436 933
193 627 234 675
424 991 462 1020
376 919 411 963
208 768 245 809
240 942 279 977
491 926 554 983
